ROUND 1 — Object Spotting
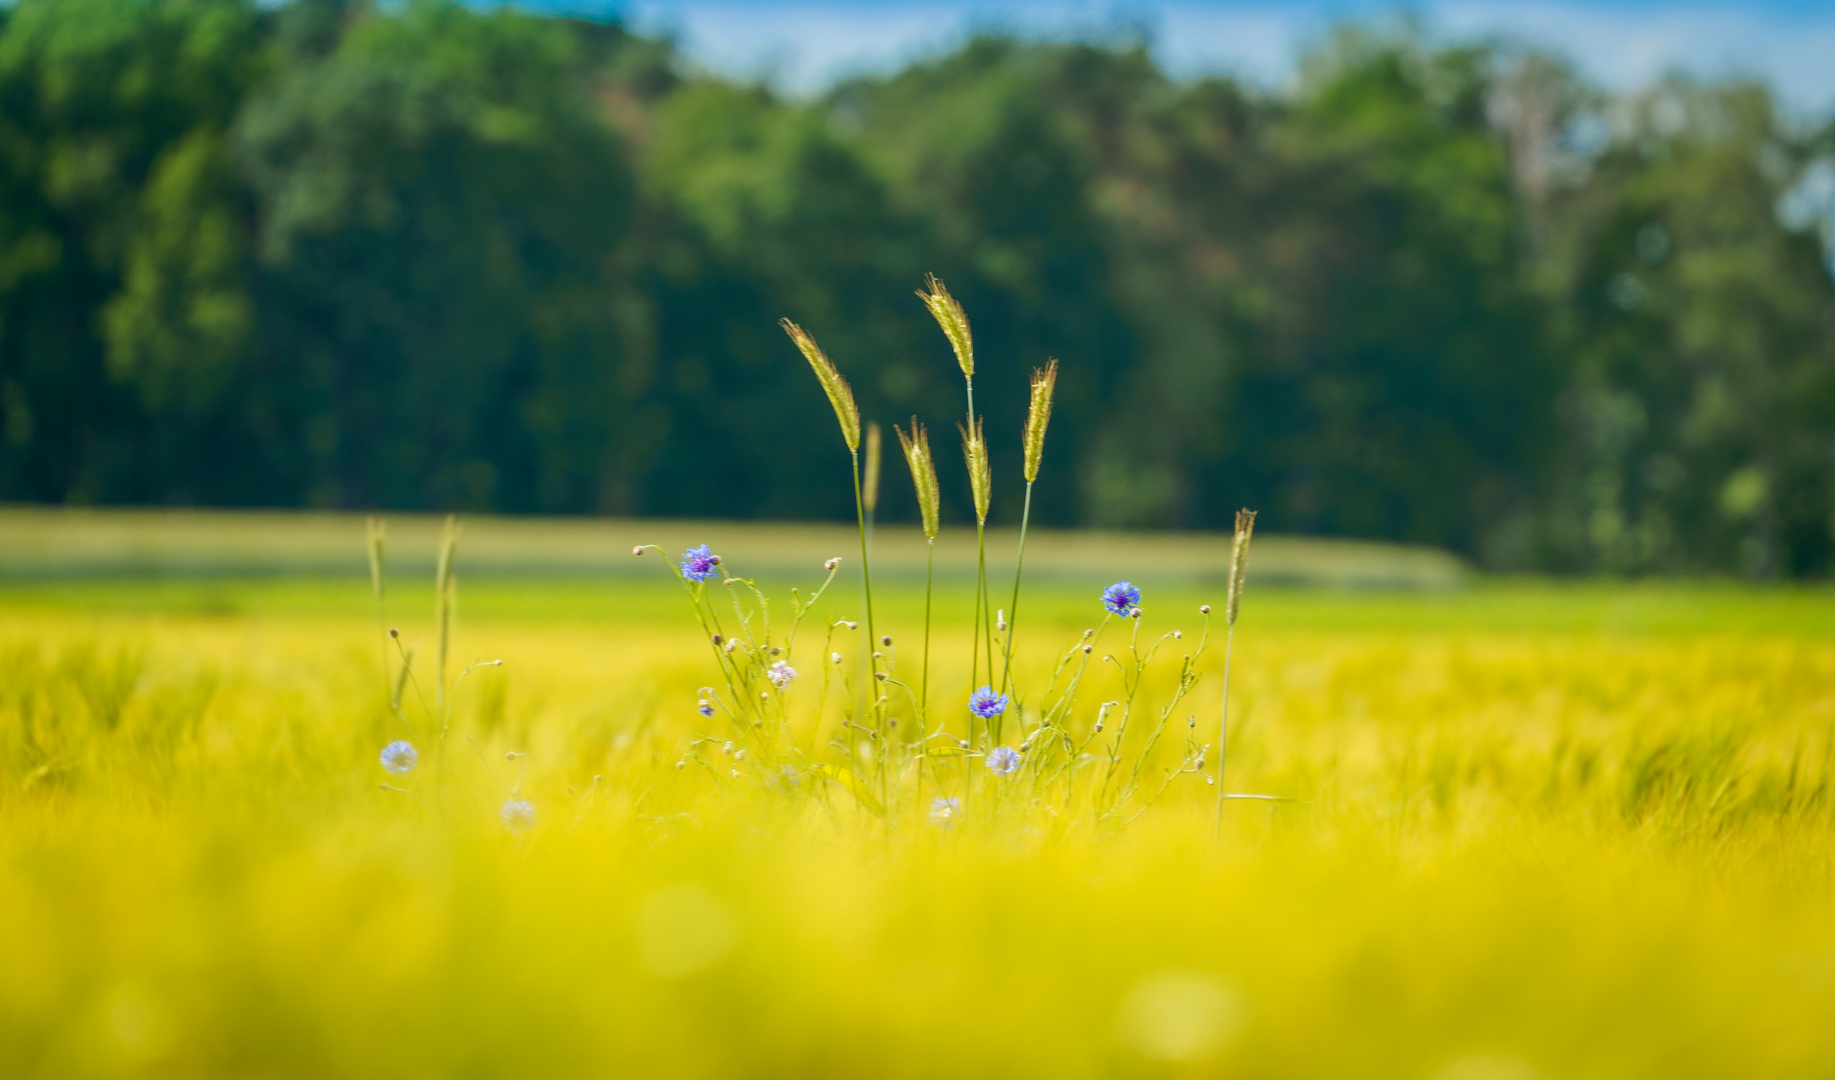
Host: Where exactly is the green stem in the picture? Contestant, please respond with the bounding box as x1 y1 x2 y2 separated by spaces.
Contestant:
851 451 879 728
1001 481 1033 697
922 539 934 714
1213 625 1235 839
965 375 979 743
974 520 988 741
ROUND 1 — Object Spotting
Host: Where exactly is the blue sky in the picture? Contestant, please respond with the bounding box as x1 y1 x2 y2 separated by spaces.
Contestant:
593 1 1835 112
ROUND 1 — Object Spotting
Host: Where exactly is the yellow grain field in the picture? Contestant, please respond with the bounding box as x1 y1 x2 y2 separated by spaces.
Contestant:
2 511 1833 1078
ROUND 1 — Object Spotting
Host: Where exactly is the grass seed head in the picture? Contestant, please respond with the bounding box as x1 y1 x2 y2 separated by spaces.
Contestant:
917 274 973 379
863 422 882 515
961 416 991 525
1227 508 1257 625
780 319 860 452
365 517 386 599
1023 359 1058 484
896 419 941 540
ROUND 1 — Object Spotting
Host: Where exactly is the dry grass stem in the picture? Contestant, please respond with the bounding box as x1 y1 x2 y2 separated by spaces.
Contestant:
1227 508 1256 626
917 274 973 378
1023 358 1058 484
896 420 940 540
961 417 991 525
780 319 860 452
863 423 882 516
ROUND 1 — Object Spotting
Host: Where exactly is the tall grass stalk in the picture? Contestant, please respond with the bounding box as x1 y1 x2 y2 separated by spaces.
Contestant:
434 514 459 714
1001 360 1057 701
919 275 992 732
366 516 388 697
961 417 993 739
781 319 878 727
896 420 940 715
1215 508 1256 836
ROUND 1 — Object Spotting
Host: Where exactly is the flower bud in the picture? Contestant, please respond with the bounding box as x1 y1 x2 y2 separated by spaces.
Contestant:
1081 644 1092 655
633 546 644 556
1129 607 1142 619
388 627 400 638
1200 604 1211 615
831 652 843 664
711 633 723 645
881 635 893 647
845 621 858 630
825 557 841 570
1173 630 1183 639
996 610 1007 632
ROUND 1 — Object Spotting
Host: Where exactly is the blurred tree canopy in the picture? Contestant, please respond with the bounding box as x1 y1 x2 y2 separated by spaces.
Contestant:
1 0 1832 575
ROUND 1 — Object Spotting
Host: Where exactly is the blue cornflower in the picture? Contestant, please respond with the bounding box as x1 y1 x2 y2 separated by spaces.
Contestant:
379 740 417 775
679 544 720 582
986 746 1020 776
968 686 1009 719
928 796 961 827
500 799 536 832
1101 580 1141 616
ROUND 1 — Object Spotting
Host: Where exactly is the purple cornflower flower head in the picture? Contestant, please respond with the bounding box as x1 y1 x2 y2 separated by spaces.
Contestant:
500 799 536 832
679 544 720 582
1102 580 1141 616
986 746 1020 776
767 660 798 689
379 740 417 775
968 686 1009 719
928 796 961 827
697 700 715 717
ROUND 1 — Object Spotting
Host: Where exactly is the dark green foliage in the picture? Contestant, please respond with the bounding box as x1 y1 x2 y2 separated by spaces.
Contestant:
0 2 1831 575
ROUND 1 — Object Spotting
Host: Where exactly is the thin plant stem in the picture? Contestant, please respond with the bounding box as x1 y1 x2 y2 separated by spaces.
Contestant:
965 375 983 743
922 539 934 714
974 520 989 741
1213 625 1235 838
1001 480 1033 697
851 450 880 727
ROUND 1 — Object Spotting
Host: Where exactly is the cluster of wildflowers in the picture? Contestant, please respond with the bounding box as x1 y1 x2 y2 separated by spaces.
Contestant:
627 277 1265 837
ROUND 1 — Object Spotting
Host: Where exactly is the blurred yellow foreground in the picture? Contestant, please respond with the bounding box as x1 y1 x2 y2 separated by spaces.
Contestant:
2 510 1833 1077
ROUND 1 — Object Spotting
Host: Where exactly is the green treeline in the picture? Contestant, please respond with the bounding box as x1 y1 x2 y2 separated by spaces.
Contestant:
2 0 1833 575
